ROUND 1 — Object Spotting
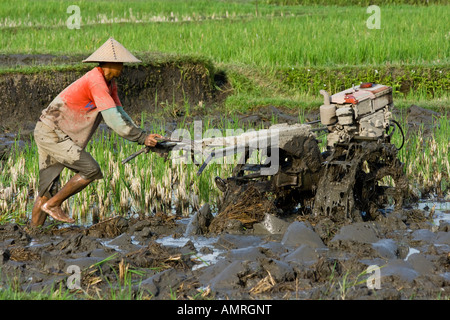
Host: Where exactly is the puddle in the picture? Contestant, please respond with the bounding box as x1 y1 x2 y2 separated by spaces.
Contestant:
130 235 140 245
417 201 450 225
100 239 124 252
404 247 420 261
156 235 224 270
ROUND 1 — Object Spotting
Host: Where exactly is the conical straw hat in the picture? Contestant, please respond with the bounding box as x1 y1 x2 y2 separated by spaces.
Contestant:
82 37 141 63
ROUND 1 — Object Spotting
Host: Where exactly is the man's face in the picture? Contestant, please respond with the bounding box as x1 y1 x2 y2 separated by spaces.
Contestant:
102 62 124 81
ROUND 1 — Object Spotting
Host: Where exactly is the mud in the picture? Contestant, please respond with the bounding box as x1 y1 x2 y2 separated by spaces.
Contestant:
0 202 448 300
0 54 449 300
0 54 82 67
0 54 228 134
0 104 448 301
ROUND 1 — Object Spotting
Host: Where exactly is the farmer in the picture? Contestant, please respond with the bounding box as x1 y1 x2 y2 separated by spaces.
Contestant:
31 37 162 227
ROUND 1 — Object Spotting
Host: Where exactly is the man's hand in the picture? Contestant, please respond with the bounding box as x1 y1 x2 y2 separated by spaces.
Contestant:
144 133 163 148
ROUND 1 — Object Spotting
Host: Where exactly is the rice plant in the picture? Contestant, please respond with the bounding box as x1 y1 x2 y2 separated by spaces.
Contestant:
0 110 448 225
0 1 448 69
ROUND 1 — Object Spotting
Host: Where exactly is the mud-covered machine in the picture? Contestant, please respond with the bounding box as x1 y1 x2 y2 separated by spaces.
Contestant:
199 83 408 225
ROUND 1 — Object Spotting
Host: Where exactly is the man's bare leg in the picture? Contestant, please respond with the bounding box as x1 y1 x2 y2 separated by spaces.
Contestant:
31 195 49 227
41 173 93 223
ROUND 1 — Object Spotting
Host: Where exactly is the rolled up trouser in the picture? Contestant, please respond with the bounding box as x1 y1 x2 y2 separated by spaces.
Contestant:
34 121 103 199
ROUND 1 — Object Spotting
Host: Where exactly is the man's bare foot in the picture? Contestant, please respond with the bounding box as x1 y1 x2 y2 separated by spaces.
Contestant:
41 202 75 223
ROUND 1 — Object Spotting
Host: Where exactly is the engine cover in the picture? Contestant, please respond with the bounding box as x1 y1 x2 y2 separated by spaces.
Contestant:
320 83 393 147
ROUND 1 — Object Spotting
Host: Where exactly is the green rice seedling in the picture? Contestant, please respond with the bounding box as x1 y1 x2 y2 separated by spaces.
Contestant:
391 112 449 197
0 270 75 300
0 108 448 225
1 2 448 68
101 259 146 300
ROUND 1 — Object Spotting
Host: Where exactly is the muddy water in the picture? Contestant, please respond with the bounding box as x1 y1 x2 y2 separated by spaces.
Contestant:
418 201 450 226
0 200 449 300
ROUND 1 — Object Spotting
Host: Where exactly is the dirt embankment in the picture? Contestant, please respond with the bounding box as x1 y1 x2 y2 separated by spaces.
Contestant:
0 54 228 133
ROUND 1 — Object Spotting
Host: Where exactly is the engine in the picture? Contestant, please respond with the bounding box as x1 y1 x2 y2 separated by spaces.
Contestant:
319 83 393 148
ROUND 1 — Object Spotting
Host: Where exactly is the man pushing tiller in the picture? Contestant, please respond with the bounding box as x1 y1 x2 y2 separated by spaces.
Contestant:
31 38 162 227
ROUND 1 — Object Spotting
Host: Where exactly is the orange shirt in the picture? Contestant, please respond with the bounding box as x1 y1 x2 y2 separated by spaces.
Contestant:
40 67 121 148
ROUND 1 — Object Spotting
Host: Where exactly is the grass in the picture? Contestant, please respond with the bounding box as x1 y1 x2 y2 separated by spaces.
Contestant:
0 118 237 223
0 269 75 300
265 0 449 4
398 113 450 196
221 63 449 114
0 1 447 114
0 248 211 300
0 259 149 300
0 284 75 300
321 263 387 300
0 2 448 69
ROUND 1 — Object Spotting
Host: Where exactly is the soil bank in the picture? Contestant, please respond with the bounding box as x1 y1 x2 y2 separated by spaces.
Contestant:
0 54 228 133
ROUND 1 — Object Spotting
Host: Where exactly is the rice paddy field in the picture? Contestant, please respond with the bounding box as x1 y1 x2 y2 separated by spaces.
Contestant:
1 1 449 105
0 1 449 226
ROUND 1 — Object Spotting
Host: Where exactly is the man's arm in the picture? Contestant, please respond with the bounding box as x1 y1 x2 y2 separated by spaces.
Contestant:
101 107 160 146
